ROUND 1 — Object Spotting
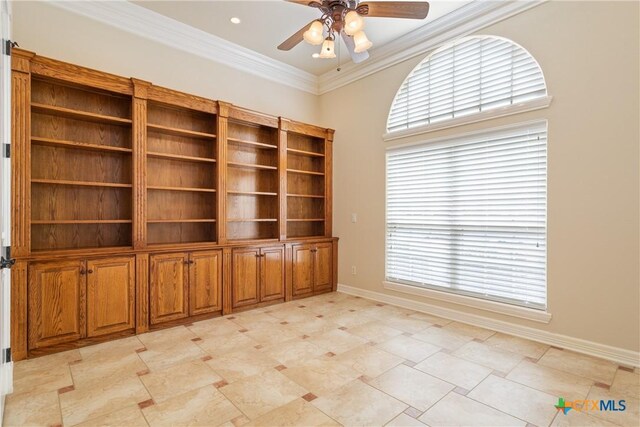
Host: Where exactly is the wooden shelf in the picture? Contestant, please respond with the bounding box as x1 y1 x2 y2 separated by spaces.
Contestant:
228 191 278 196
31 220 132 224
228 161 277 171
148 123 216 140
287 168 324 176
287 219 325 222
287 147 325 157
31 103 132 126
147 219 216 223
147 151 216 164
31 136 132 154
147 185 216 193
227 218 278 222
287 193 325 199
227 137 277 150
31 179 132 188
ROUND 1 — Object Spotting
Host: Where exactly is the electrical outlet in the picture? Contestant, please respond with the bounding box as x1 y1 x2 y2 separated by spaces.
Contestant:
351 213 357 223
351 265 357 275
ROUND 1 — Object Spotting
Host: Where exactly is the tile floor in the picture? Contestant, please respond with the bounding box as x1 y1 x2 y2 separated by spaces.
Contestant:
3 292 639 427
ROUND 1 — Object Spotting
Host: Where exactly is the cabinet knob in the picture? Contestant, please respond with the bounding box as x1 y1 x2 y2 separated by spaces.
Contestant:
80 269 86 275
87 269 94 274
189 260 195 264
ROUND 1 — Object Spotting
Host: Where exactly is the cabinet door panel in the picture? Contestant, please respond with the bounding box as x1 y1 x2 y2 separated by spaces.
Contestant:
232 248 260 308
292 245 314 297
314 243 333 292
150 253 189 325
28 260 86 349
260 247 284 302
190 250 223 316
86 257 135 337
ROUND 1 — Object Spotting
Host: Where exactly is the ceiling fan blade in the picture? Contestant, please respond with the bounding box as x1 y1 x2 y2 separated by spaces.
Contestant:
278 21 316 51
357 2 430 19
341 32 370 64
286 0 323 8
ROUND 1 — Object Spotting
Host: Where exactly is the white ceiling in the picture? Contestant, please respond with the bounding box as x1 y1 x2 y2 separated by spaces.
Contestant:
132 0 471 75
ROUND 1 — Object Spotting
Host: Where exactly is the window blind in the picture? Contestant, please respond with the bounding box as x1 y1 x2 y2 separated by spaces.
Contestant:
387 37 547 133
386 123 547 309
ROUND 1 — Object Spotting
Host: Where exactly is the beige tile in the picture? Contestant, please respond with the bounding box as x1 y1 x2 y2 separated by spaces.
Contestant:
141 358 222 403
60 374 150 426
11 349 79 396
312 379 407 426
346 321 404 343
377 335 441 363
187 317 245 338
419 392 526 426
3 390 62 427
245 324 303 345
411 326 473 351
207 347 280 383
538 348 618 385
267 306 319 323
290 317 341 335
550 410 619 426
195 330 261 357
484 332 550 359
385 413 427 427
244 398 339 427
443 322 496 340
384 316 434 334
506 360 593 401
79 335 143 359
220 369 308 419
368 364 454 411
75 405 149 427
586 385 640 426
143 385 242 427
282 355 361 396
468 375 557 426
231 311 282 330
71 351 148 388
260 338 327 367
324 311 376 328
414 351 492 390
306 328 368 355
137 340 206 371
452 341 524 372
610 369 640 398
335 345 405 378
406 312 452 325
137 326 198 348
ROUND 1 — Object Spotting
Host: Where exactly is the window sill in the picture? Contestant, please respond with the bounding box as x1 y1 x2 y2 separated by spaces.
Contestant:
383 96 553 142
383 280 552 324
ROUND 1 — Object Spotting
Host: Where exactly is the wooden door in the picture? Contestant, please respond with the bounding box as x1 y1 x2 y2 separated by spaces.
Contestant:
189 250 223 316
260 247 284 302
28 260 86 349
150 253 189 325
232 248 260 308
314 243 333 292
86 257 135 337
292 245 314 297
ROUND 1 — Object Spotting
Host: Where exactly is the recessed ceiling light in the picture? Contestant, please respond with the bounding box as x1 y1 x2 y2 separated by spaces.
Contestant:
230 17 241 24
312 53 320 59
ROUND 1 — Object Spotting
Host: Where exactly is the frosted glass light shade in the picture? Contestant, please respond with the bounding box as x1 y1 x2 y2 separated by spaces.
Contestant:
344 11 364 36
303 20 324 45
319 38 336 58
353 30 373 53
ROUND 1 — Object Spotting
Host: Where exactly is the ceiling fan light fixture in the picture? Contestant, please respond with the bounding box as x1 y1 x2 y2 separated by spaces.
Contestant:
303 20 324 45
319 37 336 59
353 30 373 53
344 10 364 36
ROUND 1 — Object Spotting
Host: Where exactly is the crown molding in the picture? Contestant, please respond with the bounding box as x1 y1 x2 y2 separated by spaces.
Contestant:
48 0 319 94
317 0 546 94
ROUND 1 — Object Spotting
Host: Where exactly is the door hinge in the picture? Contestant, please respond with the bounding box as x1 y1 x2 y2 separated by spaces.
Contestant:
3 347 10 363
0 246 14 270
3 143 10 158
3 39 17 56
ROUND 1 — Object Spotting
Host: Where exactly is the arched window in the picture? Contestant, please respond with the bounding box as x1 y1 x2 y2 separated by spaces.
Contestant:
385 36 550 314
387 36 547 133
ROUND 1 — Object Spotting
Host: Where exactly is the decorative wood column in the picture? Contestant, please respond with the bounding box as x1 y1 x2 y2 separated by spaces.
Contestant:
325 129 334 238
278 118 288 241
131 79 150 250
217 101 230 245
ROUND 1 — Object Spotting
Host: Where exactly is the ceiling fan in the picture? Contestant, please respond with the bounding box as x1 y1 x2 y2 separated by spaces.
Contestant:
278 1 430 64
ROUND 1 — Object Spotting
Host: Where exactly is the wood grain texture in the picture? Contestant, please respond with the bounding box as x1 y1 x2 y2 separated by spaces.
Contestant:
222 247 232 315
284 244 293 302
86 256 135 337
278 125 288 241
260 247 285 301
147 84 217 114
189 250 223 315
149 252 189 324
291 244 314 297
231 247 260 308
228 105 278 129
280 117 328 139
11 261 28 361
324 135 333 237
332 238 338 292
28 259 87 349
217 115 228 245
136 253 150 333
133 89 148 249
314 243 333 292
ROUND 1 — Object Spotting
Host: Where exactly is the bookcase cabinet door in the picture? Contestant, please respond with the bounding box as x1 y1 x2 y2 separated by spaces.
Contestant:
260 247 285 302
232 248 260 308
314 243 333 292
292 245 314 297
190 250 223 316
28 260 87 349
86 257 135 337
150 253 190 325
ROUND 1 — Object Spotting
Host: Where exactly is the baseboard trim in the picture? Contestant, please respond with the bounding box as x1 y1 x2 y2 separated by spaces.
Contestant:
337 283 640 368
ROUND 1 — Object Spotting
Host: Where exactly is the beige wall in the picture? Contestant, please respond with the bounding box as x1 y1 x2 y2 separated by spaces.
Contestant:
11 1 320 124
320 0 640 352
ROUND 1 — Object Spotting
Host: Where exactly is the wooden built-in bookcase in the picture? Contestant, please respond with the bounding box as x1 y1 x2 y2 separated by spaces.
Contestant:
10 48 337 360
